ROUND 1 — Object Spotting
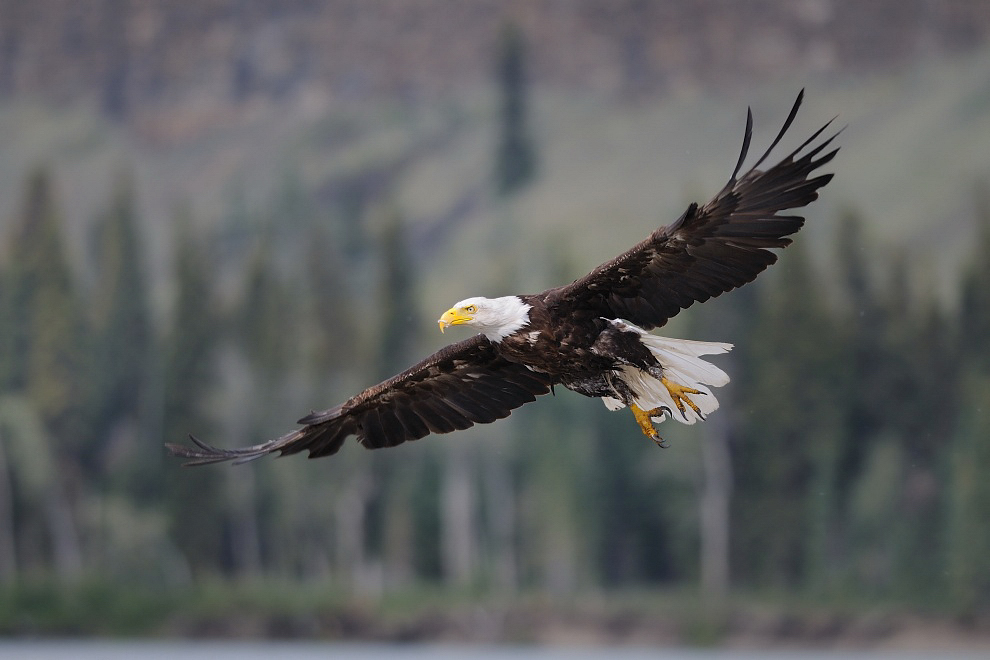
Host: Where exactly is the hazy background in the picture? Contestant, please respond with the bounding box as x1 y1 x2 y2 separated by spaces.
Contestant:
0 0 989 649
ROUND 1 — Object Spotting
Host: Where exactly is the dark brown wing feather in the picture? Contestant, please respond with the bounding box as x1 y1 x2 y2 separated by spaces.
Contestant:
543 90 840 330
165 335 552 466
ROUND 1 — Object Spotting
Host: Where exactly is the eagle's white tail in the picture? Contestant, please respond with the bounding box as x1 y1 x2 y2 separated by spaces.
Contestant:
602 329 732 425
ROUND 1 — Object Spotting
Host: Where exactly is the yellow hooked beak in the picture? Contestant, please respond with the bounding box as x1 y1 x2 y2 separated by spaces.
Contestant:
438 307 473 333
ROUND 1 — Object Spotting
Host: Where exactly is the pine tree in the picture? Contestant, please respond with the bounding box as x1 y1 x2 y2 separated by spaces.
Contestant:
238 246 294 379
731 242 846 590
829 210 888 587
375 207 419 380
229 241 305 577
947 375 990 615
945 184 990 613
302 224 356 378
0 167 85 442
162 210 225 570
163 211 218 439
88 172 153 466
834 210 883 484
0 168 84 579
493 22 537 198
960 184 990 372
694 282 762 599
881 253 949 600
372 207 421 587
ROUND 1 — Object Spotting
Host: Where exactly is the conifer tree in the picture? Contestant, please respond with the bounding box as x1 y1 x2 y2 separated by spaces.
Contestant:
162 210 225 569
946 184 990 613
960 184 990 372
375 207 419 379
303 225 355 376
835 210 883 450
494 22 537 198
88 172 153 464
881 253 950 599
230 243 301 575
694 281 761 598
947 376 990 615
731 242 846 589
0 168 85 577
0 167 85 443
372 207 422 586
163 211 217 436
239 246 294 379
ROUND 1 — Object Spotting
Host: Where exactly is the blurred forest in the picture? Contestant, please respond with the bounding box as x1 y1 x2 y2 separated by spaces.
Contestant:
0 0 989 644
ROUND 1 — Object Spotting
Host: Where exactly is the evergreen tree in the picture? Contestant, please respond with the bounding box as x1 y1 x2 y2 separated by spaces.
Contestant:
375 207 419 380
162 210 225 570
945 184 990 613
882 254 949 599
88 172 153 468
230 242 302 576
960 184 990 372
833 214 955 601
302 224 356 378
586 400 680 587
372 207 421 586
829 210 895 590
515 394 595 593
238 246 295 380
493 22 537 198
0 168 85 578
694 281 762 598
163 211 218 441
947 375 990 615
0 167 85 443
731 242 846 590
833 210 883 495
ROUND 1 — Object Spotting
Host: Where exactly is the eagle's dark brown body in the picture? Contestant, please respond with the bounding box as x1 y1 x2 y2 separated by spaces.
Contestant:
498 296 656 402
167 90 839 466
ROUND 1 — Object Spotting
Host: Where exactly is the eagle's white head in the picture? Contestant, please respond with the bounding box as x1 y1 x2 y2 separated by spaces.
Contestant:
437 296 532 342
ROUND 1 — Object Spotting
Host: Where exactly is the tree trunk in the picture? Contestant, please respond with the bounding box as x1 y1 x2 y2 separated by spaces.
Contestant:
483 445 517 592
227 467 262 577
43 469 83 580
0 438 17 582
699 403 732 600
442 445 476 585
334 465 372 592
382 465 414 589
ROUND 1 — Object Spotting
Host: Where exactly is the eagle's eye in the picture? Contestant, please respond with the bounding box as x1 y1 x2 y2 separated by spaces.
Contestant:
464 305 477 314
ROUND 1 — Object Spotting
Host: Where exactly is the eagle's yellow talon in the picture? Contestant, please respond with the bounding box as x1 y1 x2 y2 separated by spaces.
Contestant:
661 376 705 420
630 404 671 447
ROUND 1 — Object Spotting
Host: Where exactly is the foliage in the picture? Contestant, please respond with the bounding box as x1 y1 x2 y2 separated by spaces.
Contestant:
493 22 538 198
85 171 156 499
0 167 84 442
1 126 989 630
162 209 225 572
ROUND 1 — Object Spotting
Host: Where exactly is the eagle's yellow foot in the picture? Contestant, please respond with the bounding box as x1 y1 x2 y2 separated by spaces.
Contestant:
630 404 672 448
661 376 706 421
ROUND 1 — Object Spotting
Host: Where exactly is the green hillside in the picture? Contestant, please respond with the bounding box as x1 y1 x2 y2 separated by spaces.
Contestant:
1 47 988 311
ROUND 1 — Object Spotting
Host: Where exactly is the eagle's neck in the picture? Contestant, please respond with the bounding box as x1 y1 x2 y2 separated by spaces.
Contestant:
480 296 532 342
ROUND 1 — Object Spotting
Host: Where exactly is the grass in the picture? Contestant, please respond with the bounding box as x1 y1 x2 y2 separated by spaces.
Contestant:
0 577 973 643
0 578 184 636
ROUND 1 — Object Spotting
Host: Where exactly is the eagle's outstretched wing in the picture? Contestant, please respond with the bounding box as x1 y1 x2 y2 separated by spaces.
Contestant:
166 335 552 465
543 90 840 331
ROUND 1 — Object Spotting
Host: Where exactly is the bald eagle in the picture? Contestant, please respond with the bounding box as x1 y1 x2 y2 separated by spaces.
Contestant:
168 91 838 466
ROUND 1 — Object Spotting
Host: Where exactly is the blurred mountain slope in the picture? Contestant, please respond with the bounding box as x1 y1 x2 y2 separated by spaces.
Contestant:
0 46 987 312
1 0 988 114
